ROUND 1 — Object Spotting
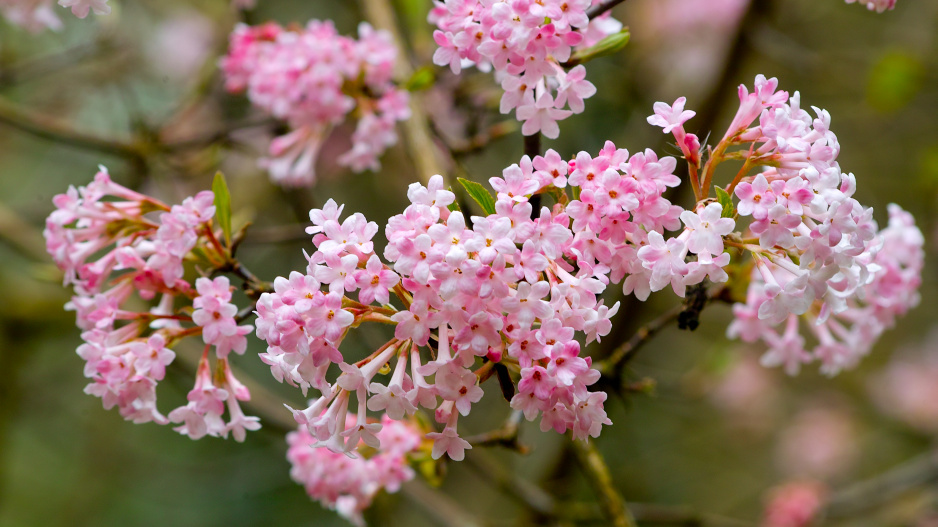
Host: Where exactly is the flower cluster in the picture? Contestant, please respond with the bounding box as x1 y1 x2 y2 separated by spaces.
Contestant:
287 415 424 526
221 20 411 186
255 116 743 461
650 76 925 375
44 168 259 440
429 0 622 138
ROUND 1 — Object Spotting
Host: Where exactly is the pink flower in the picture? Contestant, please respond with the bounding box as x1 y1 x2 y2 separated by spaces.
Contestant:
647 96 696 134
192 276 252 358
354 255 400 305
680 202 736 256
516 91 573 139
427 425 471 461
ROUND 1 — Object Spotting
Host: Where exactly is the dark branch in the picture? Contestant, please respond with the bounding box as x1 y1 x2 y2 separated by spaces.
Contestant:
585 0 629 19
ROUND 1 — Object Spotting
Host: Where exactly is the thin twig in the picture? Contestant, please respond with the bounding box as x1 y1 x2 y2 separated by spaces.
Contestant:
465 410 527 452
571 439 638 527
595 303 683 378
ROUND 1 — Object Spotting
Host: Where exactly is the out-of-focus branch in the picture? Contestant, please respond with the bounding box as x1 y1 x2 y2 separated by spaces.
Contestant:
823 449 938 520
0 202 48 262
400 479 487 527
465 410 527 452
571 439 638 527
358 0 446 185
585 0 630 19
448 120 519 158
0 96 144 160
160 116 276 152
597 286 728 381
0 40 107 88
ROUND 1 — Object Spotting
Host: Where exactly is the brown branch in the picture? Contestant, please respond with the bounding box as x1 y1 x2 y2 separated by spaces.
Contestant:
449 120 519 158
595 303 683 378
585 0 630 19
465 410 528 453
571 439 638 527
0 202 49 263
0 96 144 160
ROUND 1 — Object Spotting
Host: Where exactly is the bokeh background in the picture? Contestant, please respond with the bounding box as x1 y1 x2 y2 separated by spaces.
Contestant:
1 0 937 526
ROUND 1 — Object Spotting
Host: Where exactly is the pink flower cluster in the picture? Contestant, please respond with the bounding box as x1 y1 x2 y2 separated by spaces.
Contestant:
255 121 744 461
44 168 259 440
221 20 411 186
429 0 622 138
286 416 423 525
661 76 928 375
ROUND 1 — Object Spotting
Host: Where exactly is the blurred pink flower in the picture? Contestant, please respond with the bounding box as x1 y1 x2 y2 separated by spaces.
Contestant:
869 329 938 433
762 481 827 527
775 405 858 481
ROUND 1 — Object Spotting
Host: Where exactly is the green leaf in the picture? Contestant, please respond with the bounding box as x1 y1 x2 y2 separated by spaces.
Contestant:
714 186 735 218
457 177 496 215
212 171 232 248
566 28 630 66
571 185 581 201
404 66 436 92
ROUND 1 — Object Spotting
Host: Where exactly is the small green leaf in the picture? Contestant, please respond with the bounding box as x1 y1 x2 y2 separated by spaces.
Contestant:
714 186 735 218
571 185 581 201
404 66 436 91
212 171 232 247
566 28 630 66
457 177 496 215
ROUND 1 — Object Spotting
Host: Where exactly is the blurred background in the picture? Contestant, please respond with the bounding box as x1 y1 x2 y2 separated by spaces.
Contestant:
0 0 937 525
